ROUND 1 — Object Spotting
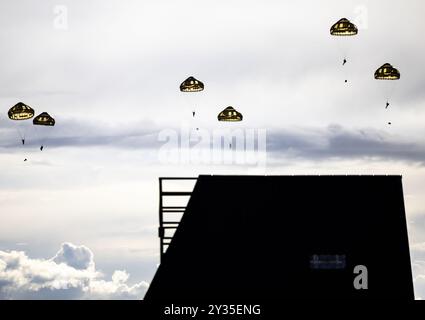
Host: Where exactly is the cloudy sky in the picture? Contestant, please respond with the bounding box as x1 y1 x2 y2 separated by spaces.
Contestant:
0 0 425 299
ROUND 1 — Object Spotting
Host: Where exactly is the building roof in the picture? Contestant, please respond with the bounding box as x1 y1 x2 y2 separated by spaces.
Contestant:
145 175 413 300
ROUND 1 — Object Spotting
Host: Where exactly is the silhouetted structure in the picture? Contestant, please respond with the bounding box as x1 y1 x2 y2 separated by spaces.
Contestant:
145 175 414 300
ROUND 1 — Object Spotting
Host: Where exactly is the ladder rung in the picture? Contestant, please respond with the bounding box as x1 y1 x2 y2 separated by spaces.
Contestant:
162 192 192 196
162 221 180 224
162 206 187 209
162 210 185 213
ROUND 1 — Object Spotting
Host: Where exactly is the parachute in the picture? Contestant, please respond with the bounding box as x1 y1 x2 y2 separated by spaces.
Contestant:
217 106 243 122
330 18 358 83
33 112 55 151
374 63 400 80
33 112 55 126
180 76 204 92
8 102 35 145
8 102 34 120
330 18 358 36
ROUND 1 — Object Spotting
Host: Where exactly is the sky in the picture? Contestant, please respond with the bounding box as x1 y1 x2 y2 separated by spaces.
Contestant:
0 0 425 299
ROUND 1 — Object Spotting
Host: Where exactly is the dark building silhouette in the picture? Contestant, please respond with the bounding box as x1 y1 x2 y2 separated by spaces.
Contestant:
145 175 414 300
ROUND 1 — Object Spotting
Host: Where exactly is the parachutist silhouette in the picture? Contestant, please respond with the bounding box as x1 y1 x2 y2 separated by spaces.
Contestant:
386 102 390 109
343 58 347 66
192 111 195 117
345 79 348 83
388 122 392 125
40 145 44 151
24 158 27 162
21 139 25 145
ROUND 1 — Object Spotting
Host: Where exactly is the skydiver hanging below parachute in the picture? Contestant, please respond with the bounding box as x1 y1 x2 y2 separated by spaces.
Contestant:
374 63 400 108
374 63 400 125
180 76 204 121
217 106 243 149
180 76 204 133
330 18 358 83
33 112 55 151
8 102 35 161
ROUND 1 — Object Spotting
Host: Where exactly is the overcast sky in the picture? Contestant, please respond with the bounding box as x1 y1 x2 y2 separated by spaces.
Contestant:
1 0 425 299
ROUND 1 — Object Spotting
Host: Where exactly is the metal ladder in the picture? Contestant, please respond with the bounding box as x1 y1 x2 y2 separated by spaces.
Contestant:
158 177 197 262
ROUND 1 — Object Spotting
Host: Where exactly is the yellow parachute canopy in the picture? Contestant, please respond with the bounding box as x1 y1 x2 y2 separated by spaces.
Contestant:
330 18 358 36
33 112 55 126
374 63 400 80
217 106 243 122
180 76 204 92
8 102 35 120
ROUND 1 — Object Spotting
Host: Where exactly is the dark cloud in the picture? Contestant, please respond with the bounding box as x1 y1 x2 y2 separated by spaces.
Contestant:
2 117 424 167
0 118 160 150
267 125 425 165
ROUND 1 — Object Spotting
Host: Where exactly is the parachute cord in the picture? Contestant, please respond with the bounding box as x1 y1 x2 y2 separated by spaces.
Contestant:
15 127 23 141
386 81 398 105
33 125 44 149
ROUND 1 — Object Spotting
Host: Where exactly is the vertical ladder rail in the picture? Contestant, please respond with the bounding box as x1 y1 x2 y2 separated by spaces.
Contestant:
159 178 164 262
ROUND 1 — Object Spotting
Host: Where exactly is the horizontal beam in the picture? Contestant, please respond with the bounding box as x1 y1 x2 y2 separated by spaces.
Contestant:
160 178 197 180
161 192 192 196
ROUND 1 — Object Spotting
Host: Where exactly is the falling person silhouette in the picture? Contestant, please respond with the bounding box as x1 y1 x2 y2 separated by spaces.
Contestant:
343 58 347 66
40 145 44 151
386 102 390 109
21 139 25 145
192 111 195 117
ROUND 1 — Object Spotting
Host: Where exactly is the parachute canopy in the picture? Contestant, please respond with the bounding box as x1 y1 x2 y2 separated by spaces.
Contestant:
180 76 204 92
218 106 243 122
33 112 55 126
330 18 358 36
8 102 35 120
374 63 400 80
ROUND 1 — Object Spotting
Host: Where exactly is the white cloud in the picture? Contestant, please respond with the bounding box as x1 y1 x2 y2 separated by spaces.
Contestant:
0 242 148 300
